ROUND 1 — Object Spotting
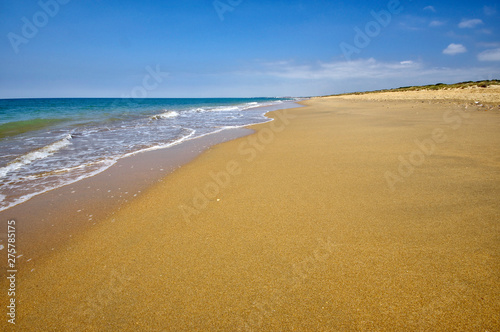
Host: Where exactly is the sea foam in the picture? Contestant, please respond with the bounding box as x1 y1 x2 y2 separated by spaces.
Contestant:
0 134 72 179
150 110 179 120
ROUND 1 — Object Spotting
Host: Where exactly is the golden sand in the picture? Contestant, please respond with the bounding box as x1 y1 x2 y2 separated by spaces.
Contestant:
5 89 500 330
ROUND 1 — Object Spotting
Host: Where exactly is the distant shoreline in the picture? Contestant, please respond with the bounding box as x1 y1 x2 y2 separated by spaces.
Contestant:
323 79 500 97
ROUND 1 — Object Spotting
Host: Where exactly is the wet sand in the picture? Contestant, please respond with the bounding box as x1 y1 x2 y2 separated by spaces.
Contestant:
0 128 254 269
2 90 499 330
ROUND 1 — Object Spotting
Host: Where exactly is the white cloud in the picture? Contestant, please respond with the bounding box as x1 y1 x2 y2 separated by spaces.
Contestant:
260 58 424 80
443 43 467 55
458 19 484 28
429 20 445 27
478 48 500 61
251 58 476 82
424 6 436 12
483 6 497 16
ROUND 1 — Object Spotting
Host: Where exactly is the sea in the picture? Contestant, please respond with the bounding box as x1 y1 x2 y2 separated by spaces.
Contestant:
0 97 301 211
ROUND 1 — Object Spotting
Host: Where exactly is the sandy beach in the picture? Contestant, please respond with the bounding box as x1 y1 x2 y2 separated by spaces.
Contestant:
2 88 500 330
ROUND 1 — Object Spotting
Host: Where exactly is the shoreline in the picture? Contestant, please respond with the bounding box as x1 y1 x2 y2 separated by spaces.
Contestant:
0 128 251 272
0 101 305 269
2 90 499 330
0 98 302 213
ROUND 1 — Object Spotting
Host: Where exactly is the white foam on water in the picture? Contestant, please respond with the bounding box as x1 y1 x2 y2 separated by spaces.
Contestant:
150 110 179 120
212 106 241 112
188 106 240 113
0 134 72 179
23 159 116 179
121 128 197 158
0 158 117 212
190 107 209 113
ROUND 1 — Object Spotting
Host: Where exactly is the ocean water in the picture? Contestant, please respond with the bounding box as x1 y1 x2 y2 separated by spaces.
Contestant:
0 97 300 211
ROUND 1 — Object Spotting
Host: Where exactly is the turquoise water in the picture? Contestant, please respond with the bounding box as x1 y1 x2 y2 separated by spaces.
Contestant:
0 97 300 210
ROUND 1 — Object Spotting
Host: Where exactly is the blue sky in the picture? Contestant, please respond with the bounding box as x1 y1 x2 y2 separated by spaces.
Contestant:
0 0 499 98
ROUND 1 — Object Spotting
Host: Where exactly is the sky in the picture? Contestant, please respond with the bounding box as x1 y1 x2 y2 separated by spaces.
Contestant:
0 0 499 98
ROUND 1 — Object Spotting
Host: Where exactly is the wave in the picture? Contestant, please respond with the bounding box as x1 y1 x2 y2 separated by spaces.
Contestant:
242 100 284 110
212 106 241 112
121 128 196 158
23 159 116 179
0 134 72 179
185 101 287 114
188 105 241 113
150 110 179 120
188 107 209 113
242 102 259 108
0 158 116 212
